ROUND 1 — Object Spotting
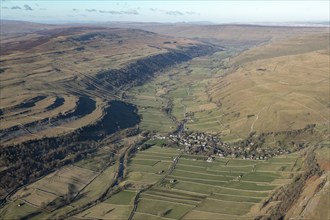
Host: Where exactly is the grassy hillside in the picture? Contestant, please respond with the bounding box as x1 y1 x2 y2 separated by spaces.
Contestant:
208 34 329 137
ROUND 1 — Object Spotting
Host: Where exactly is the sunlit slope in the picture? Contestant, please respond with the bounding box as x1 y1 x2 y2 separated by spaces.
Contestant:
208 35 329 137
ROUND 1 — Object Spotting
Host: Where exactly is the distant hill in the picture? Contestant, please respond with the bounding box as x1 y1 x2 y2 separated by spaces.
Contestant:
0 20 62 37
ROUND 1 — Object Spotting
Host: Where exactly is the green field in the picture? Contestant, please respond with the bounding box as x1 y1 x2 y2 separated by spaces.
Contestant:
126 150 301 219
1 145 302 220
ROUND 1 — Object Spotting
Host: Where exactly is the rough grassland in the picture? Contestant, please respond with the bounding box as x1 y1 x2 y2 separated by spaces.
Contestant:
208 36 329 137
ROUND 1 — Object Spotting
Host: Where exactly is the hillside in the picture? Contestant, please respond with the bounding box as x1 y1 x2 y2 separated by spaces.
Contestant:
208 33 329 137
0 26 217 145
0 25 218 201
128 24 328 48
0 20 60 38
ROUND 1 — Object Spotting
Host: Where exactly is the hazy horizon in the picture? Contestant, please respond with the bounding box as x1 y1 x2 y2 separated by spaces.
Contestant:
1 0 329 24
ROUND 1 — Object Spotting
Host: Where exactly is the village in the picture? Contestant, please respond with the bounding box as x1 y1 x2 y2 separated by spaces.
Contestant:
152 131 302 161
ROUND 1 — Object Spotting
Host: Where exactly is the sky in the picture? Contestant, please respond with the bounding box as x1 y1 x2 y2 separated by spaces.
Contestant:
0 0 329 24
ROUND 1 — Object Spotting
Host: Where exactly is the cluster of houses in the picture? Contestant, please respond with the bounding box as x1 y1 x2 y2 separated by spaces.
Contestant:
153 131 303 161
167 132 226 155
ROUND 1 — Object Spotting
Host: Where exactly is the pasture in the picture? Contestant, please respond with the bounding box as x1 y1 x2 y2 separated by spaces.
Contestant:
11 165 98 208
130 151 301 219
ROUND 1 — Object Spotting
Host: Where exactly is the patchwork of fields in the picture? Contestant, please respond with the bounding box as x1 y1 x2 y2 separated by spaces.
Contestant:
0 138 136 219
128 51 234 135
129 85 176 133
74 145 303 220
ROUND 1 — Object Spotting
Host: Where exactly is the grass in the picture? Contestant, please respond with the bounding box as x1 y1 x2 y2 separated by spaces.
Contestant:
170 170 234 181
255 163 292 172
74 146 114 172
128 162 172 174
210 193 262 203
226 159 262 166
36 165 98 196
141 193 199 206
224 181 275 191
124 146 180 186
144 189 204 202
177 158 225 167
133 212 173 220
78 202 133 219
34 162 117 219
208 38 329 137
196 199 254 215
136 198 194 219
10 165 98 208
140 151 300 218
0 200 45 220
169 181 223 195
206 165 254 172
175 165 241 177
182 210 253 220
214 188 270 197
130 159 161 166
241 172 282 182
134 154 175 161
144 146 180 154
105 190 137 205
127 172 161 184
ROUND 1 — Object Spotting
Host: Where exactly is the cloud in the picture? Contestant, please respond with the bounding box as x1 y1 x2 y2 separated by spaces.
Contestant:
11 6 21 9
149 8 198 16
99 9 139 15
165 10 184 16
23 4 33 10
98 10 119 14
85 8 139 15
86 9 97 12
8 4 33 10
72 8 79 12
1 6 8 9
149 8 163 12
186 11 199 15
